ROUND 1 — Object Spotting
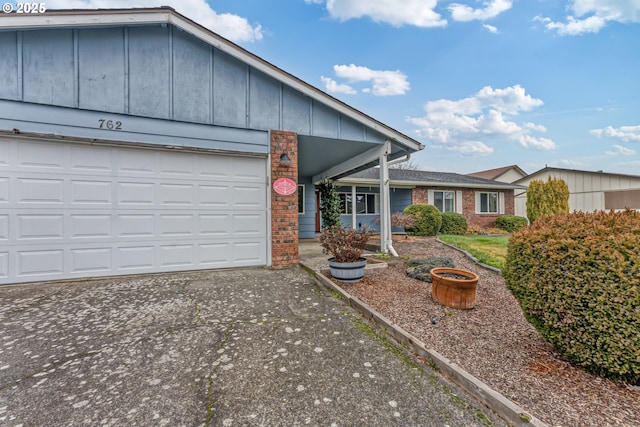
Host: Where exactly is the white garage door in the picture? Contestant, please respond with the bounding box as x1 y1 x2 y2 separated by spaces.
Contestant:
0 138 268 285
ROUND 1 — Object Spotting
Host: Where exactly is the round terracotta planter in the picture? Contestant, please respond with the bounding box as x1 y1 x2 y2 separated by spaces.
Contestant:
430 267 479 310
328 257 367 283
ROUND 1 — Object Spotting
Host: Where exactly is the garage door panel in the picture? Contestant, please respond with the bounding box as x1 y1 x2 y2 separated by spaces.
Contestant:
0 253 8 278
71 247 112 273
70 144 113 172
233 185 266 208
17 250 64 277
119 182 155 205
160 244 194 267
70 214 112 238
71 180 113 204
118 214 155 237
17 141 65 169
0 215 8 240
160 214 194 236
198 214 230 236
18 178 64 203
2 138 268 285
0 178 9 202
160 183 194 205
17 214 64 240
117 246 155 270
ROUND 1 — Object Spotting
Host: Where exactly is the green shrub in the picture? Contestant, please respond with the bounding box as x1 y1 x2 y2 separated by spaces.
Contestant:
439 212 468 235
495 215 528 232
403 204 442 236
526 177 569 223
318 179 341 229
503 210 640 384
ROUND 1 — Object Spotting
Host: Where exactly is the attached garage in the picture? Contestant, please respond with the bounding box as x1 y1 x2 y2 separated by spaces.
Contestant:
1 137 267 284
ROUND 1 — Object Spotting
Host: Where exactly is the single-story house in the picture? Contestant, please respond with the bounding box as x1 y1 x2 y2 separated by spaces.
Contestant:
513 167 640 217
335 168 524 230
468 165 527 184
0 7 424 285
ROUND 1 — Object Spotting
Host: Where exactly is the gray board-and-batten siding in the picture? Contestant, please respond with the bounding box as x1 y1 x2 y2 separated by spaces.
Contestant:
0 24 388 155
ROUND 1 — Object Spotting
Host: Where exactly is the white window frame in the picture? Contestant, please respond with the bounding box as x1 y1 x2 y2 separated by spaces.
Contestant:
433 190 456 213
338 192 379 215
476 191 505 214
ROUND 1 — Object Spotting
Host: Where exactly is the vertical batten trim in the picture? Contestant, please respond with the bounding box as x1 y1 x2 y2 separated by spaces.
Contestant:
124 27 129 114
17 31 23 101
309 99 313 135
168 25 174 120
245 65 250 128
209 46 214 124
278 82 283 130
73 29 79 108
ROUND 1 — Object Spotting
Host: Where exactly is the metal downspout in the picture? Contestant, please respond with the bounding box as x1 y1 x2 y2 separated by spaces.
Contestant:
379 140 398 257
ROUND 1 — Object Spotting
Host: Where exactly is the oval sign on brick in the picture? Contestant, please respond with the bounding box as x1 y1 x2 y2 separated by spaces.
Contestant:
273 177 297 195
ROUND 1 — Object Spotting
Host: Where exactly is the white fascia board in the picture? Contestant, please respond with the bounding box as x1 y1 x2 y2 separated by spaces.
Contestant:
0 9 424 153
312 144 387 184
337 177 523 190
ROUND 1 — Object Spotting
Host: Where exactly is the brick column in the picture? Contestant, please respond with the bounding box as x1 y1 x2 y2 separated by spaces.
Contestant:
270 131 299 267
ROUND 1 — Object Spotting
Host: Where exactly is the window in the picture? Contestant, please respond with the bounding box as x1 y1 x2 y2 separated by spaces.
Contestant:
298 185 305 214
434 191 455 212
339 192 379 214
479 192 498 213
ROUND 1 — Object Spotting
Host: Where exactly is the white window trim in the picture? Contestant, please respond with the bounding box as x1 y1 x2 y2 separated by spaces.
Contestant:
475 191 505 214
338 191 380 215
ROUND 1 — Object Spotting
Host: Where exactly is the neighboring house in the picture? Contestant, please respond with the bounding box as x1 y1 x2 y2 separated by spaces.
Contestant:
513 167 640 217
0 8 423 285
467 165 527 184
335 169 524 230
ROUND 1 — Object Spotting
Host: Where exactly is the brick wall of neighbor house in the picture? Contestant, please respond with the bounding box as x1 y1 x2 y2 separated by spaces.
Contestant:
271 131 299 267
411 187 515 228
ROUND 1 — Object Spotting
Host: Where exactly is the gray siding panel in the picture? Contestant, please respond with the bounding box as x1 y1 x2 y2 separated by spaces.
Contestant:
312 101 339 138
0 32 19 100
213 50 248 127
172 29 211 123
340 116 366 141
78 28 126 113
282 87 311 135
23 29 75 107
249 70 280 131
128 26 170 119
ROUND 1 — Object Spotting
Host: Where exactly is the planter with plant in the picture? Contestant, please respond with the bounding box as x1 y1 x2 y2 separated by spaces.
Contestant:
320 225 373 282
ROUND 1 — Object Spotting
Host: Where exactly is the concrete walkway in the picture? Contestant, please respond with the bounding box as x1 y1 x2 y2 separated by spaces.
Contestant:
0 252 505 426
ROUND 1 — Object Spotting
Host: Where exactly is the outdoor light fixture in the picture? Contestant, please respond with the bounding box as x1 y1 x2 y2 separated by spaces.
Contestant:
279 152 292 164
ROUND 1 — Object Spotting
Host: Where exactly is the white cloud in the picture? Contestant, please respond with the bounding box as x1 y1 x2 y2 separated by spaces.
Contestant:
536 0 640 36
591 125 640 142
449 0 513 22
324 64 410 96
409 85 555 155
45 0 263 42
320 0 447 28
605 144 637 156
320 76 357 95
483 24 499 33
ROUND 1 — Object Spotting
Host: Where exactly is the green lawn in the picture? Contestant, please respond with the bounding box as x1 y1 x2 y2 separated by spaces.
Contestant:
438 234 510 270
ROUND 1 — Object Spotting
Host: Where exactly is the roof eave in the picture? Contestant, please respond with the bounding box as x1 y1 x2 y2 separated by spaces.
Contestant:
337 177 524 190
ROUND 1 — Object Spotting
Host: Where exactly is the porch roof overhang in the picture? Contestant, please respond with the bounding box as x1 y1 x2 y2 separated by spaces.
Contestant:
336 177 525 190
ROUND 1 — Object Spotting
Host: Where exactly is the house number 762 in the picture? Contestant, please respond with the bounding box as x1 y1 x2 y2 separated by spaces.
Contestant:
98 119 123 130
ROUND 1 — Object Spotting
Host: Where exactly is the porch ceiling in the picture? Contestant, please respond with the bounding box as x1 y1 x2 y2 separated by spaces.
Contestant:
297 135 413 180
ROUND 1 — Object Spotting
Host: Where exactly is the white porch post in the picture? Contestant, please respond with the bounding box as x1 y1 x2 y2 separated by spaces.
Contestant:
379 140 396 256
351 185 357 229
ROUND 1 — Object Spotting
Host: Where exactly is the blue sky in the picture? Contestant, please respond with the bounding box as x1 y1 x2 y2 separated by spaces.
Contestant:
30 1 640 175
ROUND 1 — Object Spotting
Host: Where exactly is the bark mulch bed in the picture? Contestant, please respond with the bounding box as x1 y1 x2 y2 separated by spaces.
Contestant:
330 236 639 427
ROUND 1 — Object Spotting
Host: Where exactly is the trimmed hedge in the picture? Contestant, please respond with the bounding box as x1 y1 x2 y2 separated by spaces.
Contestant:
495 215 528 232
440 212 468 235
503 210 640 384
403 204 442 236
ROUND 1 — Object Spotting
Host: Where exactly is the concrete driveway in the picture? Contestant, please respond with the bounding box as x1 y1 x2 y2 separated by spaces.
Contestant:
0 267 505 426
